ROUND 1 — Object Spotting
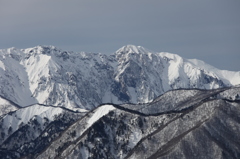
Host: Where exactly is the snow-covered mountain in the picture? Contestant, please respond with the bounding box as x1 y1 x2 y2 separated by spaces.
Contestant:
0 103 85 158
1 87 239 158
0 45 239 109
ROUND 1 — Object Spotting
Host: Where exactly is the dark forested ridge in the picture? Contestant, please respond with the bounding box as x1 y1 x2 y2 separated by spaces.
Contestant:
0 87 239 159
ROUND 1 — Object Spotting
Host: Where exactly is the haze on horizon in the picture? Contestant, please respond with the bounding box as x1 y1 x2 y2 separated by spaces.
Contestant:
0 0 239 71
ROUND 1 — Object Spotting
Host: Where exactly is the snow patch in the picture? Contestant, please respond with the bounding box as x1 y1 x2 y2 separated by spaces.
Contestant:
87 105 115 127
0 60 5 70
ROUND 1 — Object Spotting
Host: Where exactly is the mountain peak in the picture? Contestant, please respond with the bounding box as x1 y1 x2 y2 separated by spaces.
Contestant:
23 45 59 55
116 45 152 54
0 45 239 110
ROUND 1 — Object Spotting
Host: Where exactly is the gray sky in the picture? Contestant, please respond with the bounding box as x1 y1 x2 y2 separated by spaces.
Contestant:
0 0 239 71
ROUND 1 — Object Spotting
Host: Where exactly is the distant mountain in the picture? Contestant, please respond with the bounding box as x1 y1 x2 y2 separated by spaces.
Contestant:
0 45 239 109
1 87 239 158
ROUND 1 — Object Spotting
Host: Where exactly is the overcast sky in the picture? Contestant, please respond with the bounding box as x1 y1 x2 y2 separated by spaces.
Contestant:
0 0 239 71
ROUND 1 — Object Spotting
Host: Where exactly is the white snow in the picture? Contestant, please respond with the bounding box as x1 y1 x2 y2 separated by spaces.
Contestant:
188 58 240 86
2 104 63 134
87 105 115 127
0 54 37 106
23 54 52 92
0 60 5 70
116 45 153 54
0 45 239 110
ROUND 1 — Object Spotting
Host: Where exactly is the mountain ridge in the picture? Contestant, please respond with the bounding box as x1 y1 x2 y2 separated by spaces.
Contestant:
0 45 239 110
1 86 239 158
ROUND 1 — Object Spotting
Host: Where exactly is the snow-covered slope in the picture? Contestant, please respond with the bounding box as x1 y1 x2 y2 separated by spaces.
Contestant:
0 104 85 158
1 87 238 159
0 45 239 109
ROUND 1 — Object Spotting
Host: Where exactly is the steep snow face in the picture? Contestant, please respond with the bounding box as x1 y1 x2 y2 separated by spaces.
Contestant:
87 105 116 127
158 52 226 89
188 58 240 86
0 48 37 106
0 45 239 109
158 52 184 82
21 47 64 105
